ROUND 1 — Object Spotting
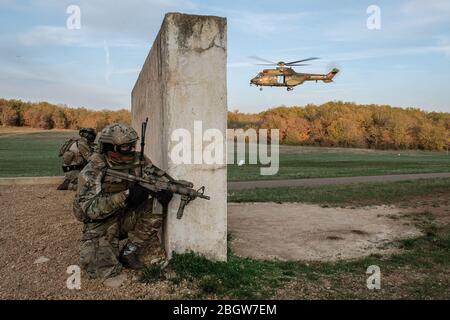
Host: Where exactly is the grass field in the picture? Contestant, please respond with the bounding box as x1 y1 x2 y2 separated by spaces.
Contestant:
228 178 450 206
228 145 450 181
0 130 75 177
142 212 450 299
0 129 449 179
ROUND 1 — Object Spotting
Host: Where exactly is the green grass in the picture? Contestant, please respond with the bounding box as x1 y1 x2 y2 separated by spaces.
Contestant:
0 131 75 177
168 252 293 299
140 264 165 283
0 131 448 179
228 178 450 206
147 215 450 299
228 145 450 181
141 235 299 299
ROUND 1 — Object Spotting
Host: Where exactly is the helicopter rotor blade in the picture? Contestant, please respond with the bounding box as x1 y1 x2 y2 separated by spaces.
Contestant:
285 57 320 65
249 55 277 65
256 63 310 67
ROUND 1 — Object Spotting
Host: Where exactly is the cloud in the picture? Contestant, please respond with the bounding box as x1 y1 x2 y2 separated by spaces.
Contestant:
14 0 198 49
197 5 308 36
17 25 146 48
230 12 307 36
329 45 450 62
66 0 197 38
433 35 450 56
0 67 130 109
402 0 450 24
272 42 450 66
18 26 85 47
227 62 253 68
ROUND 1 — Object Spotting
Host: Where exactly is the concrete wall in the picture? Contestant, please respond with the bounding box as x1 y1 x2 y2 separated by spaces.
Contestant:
132 13 227 261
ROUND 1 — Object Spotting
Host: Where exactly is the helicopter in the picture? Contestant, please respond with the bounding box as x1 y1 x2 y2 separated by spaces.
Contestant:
249 56 339 91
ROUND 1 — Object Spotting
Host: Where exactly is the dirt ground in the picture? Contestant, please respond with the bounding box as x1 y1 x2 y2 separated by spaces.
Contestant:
0 185 193 299
0 184 444 299
228 203 422 261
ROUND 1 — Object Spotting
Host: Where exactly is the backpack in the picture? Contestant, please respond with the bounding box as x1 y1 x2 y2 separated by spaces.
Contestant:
58 137 79 157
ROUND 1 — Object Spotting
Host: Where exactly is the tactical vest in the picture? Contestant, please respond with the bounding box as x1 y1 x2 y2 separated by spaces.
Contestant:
58 137 78 157
60 138 90 171
101 165 140 194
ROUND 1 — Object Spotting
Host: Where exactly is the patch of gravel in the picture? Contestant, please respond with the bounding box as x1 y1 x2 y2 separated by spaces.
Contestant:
228 202 423 261
0 185 191 300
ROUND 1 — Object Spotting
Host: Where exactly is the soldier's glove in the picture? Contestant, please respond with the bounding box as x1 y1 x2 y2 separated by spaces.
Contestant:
125 184 150 209
151 190 173 206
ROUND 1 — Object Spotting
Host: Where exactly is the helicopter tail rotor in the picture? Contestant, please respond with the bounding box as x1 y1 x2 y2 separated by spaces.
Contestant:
326 62 342 81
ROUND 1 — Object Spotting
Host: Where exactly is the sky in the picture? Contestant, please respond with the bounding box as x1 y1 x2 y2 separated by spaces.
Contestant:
0 0 449 113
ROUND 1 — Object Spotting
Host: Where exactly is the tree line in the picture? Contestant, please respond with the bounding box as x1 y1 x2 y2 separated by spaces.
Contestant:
230 101 449 151
0 99 130 132
1 98 449 151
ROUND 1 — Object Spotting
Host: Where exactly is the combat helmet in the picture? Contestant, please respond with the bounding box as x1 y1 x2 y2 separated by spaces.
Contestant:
97 123 138 153
79 128 96 142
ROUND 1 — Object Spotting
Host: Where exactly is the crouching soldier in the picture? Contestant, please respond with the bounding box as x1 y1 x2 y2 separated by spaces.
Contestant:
57 128 96 190
73 123 172 279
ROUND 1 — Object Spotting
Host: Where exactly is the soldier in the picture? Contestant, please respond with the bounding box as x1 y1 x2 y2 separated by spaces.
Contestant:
57 128 96 191
73 123 172 279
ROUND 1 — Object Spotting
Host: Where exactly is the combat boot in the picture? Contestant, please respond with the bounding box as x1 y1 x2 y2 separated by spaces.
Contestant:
57 179 70 190
119 242 144 270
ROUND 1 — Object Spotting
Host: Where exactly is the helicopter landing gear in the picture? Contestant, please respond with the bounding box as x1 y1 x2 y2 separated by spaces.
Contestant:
286 87 293 91
259 87 263 91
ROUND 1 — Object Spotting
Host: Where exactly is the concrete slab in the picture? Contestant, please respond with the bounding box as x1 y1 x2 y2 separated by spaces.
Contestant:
132 13 228 261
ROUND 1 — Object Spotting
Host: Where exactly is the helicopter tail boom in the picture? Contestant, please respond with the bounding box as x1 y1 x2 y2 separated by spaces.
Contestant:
322 68 339 83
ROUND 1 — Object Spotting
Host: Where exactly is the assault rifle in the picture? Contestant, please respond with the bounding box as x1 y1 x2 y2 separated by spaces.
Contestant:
105 168 210 219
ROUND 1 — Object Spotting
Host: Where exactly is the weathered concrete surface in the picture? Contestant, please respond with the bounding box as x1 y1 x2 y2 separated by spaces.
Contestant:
132 13 227 261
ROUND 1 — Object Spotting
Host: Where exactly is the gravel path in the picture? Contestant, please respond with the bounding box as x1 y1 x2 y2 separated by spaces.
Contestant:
228 172 450 190
0 185 191 299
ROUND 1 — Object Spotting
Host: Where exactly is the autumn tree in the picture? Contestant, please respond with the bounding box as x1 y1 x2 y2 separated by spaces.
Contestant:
1 98 448 151
0 105 19 127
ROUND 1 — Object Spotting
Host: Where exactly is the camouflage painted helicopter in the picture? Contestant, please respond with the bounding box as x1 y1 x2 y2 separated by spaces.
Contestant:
249 56 339 91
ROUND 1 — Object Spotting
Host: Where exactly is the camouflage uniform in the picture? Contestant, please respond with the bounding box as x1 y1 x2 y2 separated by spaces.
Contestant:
73 124 164 279
64 138 93 190
59 129 96 191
